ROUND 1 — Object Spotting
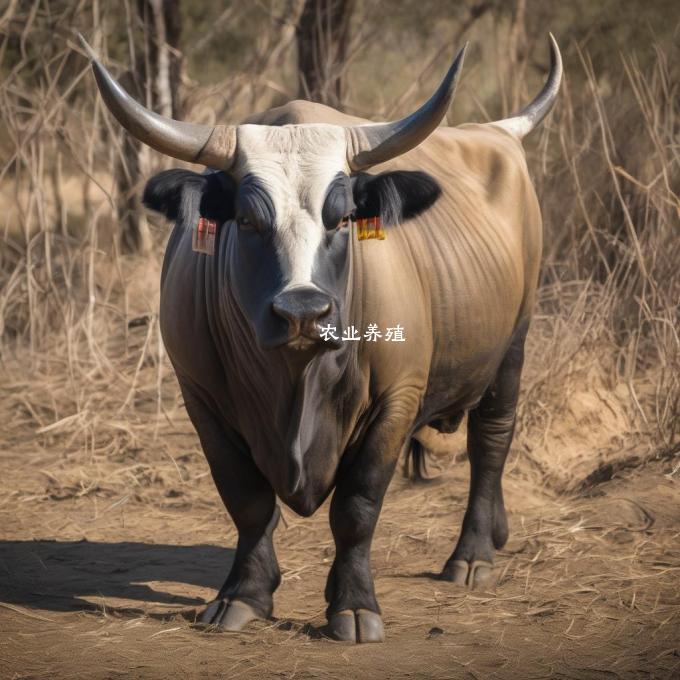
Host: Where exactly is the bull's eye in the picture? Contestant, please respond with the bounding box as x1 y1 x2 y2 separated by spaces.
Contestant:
323 172 354 230
236 216 253 230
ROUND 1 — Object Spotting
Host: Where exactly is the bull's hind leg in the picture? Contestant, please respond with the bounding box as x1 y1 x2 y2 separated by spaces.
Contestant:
181 386 281 631
441 321 528 589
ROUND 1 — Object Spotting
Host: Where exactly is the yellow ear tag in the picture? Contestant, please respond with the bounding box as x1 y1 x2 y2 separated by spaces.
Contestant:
355 217 385 241
366 217 376 239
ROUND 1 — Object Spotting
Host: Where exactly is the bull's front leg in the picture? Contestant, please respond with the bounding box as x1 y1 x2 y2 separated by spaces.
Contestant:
181 385 281 631
324 392 419 643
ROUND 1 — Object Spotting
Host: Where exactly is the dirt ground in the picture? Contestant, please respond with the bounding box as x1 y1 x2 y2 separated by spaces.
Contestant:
1 420 679 680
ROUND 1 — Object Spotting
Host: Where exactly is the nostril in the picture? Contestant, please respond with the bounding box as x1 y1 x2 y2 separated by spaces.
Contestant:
313 300 331 318
271 289 333 328
271 299 293 322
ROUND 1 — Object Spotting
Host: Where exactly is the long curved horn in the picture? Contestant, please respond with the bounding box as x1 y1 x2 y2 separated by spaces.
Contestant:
346 44 467 171
78 34 236 169
493 34 562 139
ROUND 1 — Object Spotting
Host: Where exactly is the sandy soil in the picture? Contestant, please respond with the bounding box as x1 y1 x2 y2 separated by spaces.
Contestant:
1 424 678 680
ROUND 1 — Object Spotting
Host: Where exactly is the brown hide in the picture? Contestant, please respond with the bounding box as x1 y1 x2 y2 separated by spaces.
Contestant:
245 101 541 435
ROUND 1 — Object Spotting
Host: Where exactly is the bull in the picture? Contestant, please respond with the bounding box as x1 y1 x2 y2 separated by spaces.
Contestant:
80 32 561 643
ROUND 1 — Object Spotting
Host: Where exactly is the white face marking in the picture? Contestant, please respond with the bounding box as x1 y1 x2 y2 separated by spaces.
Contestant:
232 125 350 291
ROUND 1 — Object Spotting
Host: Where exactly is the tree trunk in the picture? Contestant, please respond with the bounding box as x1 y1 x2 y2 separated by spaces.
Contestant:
114 70 148 254
507 0 528 112
296 0 355 108
115 0 183 254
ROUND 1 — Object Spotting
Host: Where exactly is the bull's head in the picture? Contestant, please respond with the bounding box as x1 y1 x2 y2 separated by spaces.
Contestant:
79 34 559 355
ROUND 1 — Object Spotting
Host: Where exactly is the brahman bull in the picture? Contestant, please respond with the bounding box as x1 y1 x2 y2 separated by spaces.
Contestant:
80 33 561 643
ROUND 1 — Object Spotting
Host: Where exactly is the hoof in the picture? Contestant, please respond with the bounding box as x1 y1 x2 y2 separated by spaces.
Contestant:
325 609 385 643
197 598 260 632
440 559 495 589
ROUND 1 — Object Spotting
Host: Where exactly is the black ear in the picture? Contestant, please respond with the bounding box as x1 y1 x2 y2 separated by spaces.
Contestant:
351 170 442 225
142 169 236 225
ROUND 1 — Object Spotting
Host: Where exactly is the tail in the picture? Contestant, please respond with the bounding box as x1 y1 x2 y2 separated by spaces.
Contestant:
402 437 429 482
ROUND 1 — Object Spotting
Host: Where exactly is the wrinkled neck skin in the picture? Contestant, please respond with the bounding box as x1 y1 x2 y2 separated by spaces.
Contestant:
203 217 367 510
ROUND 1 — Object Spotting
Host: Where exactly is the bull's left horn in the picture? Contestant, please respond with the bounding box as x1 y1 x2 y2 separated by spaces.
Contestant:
492 34 562 139
346 43 467 171
77 34 236 169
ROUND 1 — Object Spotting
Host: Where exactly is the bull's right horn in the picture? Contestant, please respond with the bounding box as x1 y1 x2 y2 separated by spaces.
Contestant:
346 43 467 171
77 34 236 169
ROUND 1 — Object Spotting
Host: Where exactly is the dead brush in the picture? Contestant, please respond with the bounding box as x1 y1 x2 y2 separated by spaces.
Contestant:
517 38 680 490
0 6 678 499
0 3 184 502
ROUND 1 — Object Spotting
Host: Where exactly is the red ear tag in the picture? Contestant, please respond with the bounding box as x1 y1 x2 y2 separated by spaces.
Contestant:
192 217 218 255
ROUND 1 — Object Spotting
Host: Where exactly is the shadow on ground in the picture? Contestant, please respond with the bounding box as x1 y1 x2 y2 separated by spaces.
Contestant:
0 540 233 614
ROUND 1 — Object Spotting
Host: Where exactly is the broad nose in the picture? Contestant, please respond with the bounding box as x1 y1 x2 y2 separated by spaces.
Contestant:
271 287 332 337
